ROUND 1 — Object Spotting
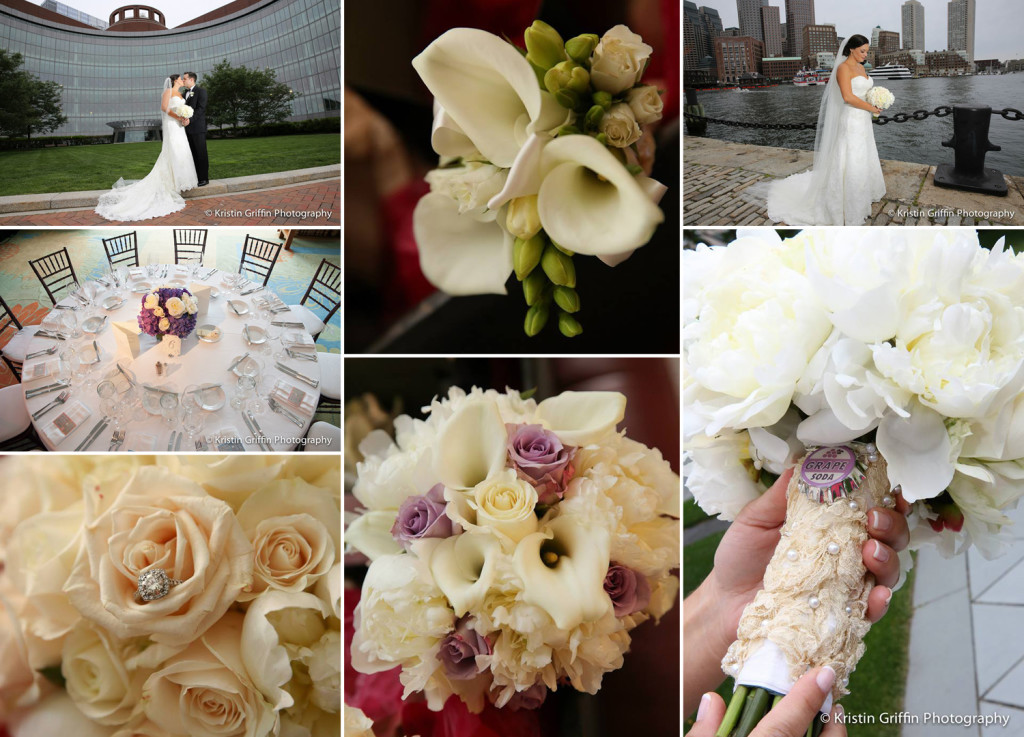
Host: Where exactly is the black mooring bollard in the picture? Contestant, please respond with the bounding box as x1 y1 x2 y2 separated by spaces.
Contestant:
934 105 1008 196
684 88 708 136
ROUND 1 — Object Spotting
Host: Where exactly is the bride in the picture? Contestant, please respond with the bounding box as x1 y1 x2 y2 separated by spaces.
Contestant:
763 35 886 226
95 75 198 222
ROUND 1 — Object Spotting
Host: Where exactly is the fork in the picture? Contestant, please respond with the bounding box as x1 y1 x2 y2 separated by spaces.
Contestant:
108 429 126 452
31 389 70 420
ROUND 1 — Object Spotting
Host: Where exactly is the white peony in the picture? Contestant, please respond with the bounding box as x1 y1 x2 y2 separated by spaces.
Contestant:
589 25 652 94
424 162 508 221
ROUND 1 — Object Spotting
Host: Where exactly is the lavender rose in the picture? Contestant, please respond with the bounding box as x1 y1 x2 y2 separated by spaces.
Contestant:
506 424 576 505
391 484 456 548
436 617 491 680
504 681 547 711
604 563 651 617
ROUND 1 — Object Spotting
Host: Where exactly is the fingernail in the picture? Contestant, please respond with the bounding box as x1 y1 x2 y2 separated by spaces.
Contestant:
696 693 710 722
872 540 890 562
884 587 893 608
834 704 844 720
816 666 836 694
871 509 892 531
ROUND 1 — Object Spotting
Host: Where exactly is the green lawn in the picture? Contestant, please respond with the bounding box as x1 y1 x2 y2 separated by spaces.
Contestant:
0 134 340 196
683 529 915 737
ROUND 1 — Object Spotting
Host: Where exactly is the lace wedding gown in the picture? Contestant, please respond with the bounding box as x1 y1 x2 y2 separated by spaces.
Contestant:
765 76 886 226
95 96 198 222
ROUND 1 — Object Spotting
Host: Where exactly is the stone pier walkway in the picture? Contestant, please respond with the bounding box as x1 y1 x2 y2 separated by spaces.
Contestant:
684 138 1024 226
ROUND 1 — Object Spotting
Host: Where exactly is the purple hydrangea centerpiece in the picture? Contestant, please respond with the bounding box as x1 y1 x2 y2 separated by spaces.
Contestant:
138 287 198 340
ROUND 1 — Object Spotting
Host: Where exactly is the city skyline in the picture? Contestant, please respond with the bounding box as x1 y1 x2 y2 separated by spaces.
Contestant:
703 0 1021 60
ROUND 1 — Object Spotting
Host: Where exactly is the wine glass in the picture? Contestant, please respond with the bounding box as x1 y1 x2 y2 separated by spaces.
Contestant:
160 392 179 427
181 407 204 444
182 384 200 412
61 308 81 340
231 375 255 410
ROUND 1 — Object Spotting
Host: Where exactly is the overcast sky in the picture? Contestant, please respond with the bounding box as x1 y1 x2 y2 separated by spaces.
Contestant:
40 0 220 28
697 0 1023 61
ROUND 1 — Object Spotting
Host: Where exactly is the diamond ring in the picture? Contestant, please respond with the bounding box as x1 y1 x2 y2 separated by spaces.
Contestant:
134 568 183 602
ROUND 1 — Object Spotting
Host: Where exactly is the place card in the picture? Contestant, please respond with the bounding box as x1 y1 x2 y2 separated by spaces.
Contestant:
271 379 316 416
40 400 92 447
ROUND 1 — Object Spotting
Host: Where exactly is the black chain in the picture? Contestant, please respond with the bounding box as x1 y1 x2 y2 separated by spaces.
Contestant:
683 104 1024 129
994 107 1024 121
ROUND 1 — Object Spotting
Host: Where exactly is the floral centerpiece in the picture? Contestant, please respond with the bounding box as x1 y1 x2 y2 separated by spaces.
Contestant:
412 21 667 337
0 455 341 737
684 229 1024 735
138 286 198 340
345 387 680 726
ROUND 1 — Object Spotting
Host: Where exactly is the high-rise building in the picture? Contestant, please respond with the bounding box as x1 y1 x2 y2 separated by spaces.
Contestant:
901 0 925 50
715 35 765 83
948 0 975 63
802 23 837 67
760 5 783 57
878 30 900 56
784 0 815 59
684 1 703 67
40 0 107 29
700 5 724 47
737 0 768 42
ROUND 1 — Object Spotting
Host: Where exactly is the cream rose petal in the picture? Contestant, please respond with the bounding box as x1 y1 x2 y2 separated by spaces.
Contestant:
435 399 508 489
413 192 513 296
9 691 115 737
537 135 664 256
536 390 626 445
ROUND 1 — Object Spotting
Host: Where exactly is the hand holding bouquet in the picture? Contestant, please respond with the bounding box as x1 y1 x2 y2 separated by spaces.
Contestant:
412 21 667 337
864 86 894 117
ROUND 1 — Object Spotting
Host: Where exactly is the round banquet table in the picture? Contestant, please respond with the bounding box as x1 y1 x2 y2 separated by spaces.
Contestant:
20 265 322 452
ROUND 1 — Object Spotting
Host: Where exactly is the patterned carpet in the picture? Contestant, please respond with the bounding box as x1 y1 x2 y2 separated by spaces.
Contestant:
0 229 339 391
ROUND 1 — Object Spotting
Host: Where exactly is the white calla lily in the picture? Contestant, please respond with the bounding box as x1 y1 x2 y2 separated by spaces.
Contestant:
427 531 501 617
430 104 479 160
514 515 611 629
536 135 664 256
412 28 564 168
487 133 549 211
345 510 401 560
876 402 955 502
435 399 508 489
413 192 513 295
536 390 626 445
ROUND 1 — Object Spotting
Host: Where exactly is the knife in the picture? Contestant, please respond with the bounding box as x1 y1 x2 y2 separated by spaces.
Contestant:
167 430 177 451
92 339 101 360
74 418 110 451
25 381 70 398
116 364 136 385
36 330 67 340
271 321 304 328
240 411 262 450
240 286 264 296
229 301 241 315
275 363 318 388
174 431 183 451
246 410 272 451
227 352 250 373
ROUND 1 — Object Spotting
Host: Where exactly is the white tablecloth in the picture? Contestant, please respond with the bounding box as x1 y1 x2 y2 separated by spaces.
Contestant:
21 265 322 452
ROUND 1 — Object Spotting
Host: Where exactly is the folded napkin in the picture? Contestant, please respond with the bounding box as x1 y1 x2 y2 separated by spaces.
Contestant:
41 400 92 447
24 358 61 383
41 312 64 330
128 267 145 279
283 331 315 346
122 432 157 452
271 379 316 417
210 426 246 452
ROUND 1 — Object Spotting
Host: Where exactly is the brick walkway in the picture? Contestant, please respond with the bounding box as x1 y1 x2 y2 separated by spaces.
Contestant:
0 179 339 226
684 137 1024 226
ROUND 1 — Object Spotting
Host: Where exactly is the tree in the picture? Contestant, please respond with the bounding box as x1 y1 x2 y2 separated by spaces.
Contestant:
0 49 67 140
203 60 297 130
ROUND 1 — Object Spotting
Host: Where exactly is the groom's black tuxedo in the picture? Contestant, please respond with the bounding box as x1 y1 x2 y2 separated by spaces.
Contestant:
184 85 209 182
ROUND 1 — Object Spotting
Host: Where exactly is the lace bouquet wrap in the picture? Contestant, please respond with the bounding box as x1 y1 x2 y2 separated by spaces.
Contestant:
684 229 1024 736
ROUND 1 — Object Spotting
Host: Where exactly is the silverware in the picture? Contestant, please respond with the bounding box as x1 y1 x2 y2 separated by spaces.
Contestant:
92 339 101 360
229 301 240 315
74 418 110 451
240 286 264 296
268 397 304 427
227 352 250 373
274 362 318 388
174 431 182 451
116 364 136 385
25 381 71 398
244 410 272 451
240 411 260 449
36 330 66 341
195 438 208 451
205 268 218 279
31 390 70 420
286 348 317 362
25 346 58 360
242 325 252 344
54 304 75 311
108 429 126 452
167 430 177 451
271 321 304 328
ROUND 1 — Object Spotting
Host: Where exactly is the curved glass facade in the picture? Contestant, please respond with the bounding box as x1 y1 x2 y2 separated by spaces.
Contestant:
0 0 340 135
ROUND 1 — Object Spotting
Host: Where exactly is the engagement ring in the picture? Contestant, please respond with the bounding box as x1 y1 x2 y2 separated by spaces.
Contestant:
134 568 183 602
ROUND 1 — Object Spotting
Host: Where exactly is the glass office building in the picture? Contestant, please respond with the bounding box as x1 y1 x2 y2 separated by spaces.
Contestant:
0 0 340 136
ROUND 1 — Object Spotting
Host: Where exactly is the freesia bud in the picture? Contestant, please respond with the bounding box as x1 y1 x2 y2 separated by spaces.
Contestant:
553 286 580 313
523 270 547 306
525 20 565 71
544 62 590 109
565 34 599 65
541 244 576 287
513 233 545 280
592 90 613 110
584 104 605 131
524 302 550 337
558 312 583 337
507 195 542 240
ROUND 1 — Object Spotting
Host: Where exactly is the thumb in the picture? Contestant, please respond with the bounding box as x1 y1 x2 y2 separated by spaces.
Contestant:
687 692 727 737
734 467 794 530
753 667 834 737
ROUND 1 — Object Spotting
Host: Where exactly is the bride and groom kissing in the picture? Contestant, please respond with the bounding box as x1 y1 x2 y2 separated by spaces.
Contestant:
95 72 210 222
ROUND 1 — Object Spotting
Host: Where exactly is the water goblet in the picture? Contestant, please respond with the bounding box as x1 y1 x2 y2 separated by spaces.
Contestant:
160 392 179 427
231 375 255 410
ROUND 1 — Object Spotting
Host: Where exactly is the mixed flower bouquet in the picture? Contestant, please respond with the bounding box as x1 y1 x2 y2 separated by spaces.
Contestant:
138 287 198 340
0 455 341 737
345 387 680 727
684 229 1024 735
864 86 894 117
412 21 667 337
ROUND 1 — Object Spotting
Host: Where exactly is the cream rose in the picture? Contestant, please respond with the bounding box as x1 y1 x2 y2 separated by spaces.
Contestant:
63 467 254 648
151 307 164 318
157 318 169 331
470 469 539 542
589 25 652 94
61 621 143 726
164 297 185 318
143 294 159 310
598 103 641 148
142 613 275 737
0 456 90 563
8 691 114 737
626 85 663 124
155 456 287 509
235 479 339 599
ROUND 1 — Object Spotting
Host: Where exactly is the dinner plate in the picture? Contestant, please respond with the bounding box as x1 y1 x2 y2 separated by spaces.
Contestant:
242 324 267 345
141 386 178 415
132 282 153 294
197 324 222 343
194 384 226 411
227 300 249 316
231 355 261 378
102 296 125 310
81 316 108 334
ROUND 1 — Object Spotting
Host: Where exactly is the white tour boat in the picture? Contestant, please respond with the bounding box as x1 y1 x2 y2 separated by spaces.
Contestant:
868 63 913 80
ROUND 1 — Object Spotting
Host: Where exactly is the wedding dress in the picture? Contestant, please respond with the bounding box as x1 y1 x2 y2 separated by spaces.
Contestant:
764 45 886 226
95 81 198 222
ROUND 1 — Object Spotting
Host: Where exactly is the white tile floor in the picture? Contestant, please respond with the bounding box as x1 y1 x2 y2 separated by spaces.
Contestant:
903 503 1024 737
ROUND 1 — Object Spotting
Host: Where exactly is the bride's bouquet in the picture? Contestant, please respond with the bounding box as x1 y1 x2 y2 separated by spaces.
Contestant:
684 230 1024 735
0 455 341 737
138 286 198 340
178 104 194 120
864 86 894 117
412 21 667 337
346 387 680 719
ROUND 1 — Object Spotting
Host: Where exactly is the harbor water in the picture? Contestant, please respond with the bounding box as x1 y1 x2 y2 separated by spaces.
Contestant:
693 73 1024 176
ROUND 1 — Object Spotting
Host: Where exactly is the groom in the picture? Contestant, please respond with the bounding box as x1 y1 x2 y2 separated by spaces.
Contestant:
182 72 209 186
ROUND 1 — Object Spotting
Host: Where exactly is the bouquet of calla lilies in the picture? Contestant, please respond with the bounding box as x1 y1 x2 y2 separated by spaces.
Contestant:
346 387 680 714
412 21 667 337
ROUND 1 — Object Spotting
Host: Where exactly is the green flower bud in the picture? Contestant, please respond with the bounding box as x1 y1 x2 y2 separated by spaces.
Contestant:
558 312 583 337
584 104 605 131
544 61 590 96
528 59 547 88
513 233 545 280
565 33 599 65
594 132 609 146
541 244 576 288
523 269 548 306
554 89 581 110
507 195 542 241
550 239 574 256
592 90 613 110
525 20 565 71
553 286 580 313
556 124 582 137
626 163 644 176
524 302 550 337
